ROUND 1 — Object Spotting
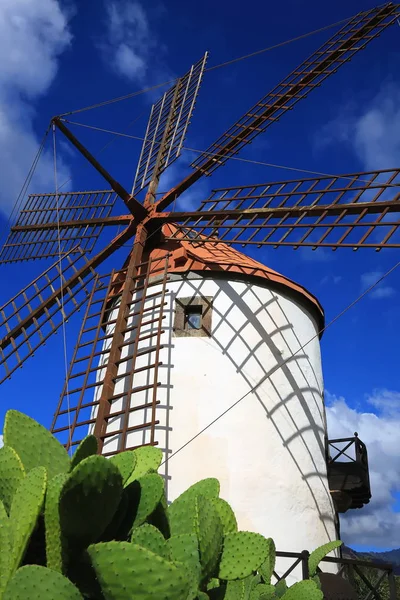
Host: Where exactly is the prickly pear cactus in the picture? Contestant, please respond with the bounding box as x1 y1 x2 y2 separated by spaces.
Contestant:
59 455 123 547
125 445 163 485
88 541 192 600
250 583 276 600
110 451 136 485
308 540 342 577
0 446 25 514
258 538 276 585
167 533 201 582
274 579 288 598
130 472 165 531
223 577 253 600
3 565 83 599
210 497 237 534
70 435 98 471
0 500 12 598
131 523 168 558
9 466 47 575
280 579 323 600
4 410 69 479
45 473 68 573
219 531 271 581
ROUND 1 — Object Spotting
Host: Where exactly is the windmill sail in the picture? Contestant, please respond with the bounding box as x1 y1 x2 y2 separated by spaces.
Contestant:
0 190 117 263
51 255 170 456
0 248 97 384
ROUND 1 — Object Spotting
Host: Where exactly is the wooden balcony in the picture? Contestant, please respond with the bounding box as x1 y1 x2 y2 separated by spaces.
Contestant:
327 434 371 513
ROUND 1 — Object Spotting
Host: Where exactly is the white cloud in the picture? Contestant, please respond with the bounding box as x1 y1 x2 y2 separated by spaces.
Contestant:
101 1 171 85
360 270 395 300
316 83 400 170
0 0 72 215
326 390 400 548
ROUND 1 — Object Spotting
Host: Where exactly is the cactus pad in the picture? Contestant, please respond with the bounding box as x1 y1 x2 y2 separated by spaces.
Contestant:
131 523 168 558
59 455 123 547
258 538 276 585
131 472 165 530
45 473 68 573
280 579 323 600
0 501 12 597
125 445 163 485
110 451 136 485
274 579 287 597
223 577 253 600
88 541 192 600
250 584 276 600
210 498 237 534
0 446 25 514
219 532 271 581
9 466 47 575
3 565 83 599
167 533 201 583
4 410 70 479
70 436 98 471
308 540 342 577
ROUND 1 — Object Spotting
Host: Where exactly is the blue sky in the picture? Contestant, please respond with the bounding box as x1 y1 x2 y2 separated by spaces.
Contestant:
0 0 399 551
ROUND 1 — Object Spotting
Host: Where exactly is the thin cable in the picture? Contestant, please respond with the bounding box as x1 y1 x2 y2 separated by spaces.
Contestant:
58 14 354 118
161 259 400 467
52 124 73 456
63 119 400 189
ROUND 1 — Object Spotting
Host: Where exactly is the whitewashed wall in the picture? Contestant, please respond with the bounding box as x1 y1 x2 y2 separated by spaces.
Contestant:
91 272 338 581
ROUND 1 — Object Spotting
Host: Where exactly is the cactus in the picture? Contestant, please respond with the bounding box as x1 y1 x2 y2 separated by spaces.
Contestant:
131 523 168 558
45 473 68 573
223 577 253 600
70 436 98 471
130 472 165 531
274 579 287 597
219 532 271 581
168 480 219 538
125 445 163 485
308 540 343 578
88 541 192 600
0 500 12 598
195 495 224 582
110 451 136 485
59 455 123 547
4 410 70 479
280 579 323 600
9 466 47 576
0 447 25 514
210 498 237 534
3 565 82 599
250 583 276 600
258 538 276 585
167 533 201 580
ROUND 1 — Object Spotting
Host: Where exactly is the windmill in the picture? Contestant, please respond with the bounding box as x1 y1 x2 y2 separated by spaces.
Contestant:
1 2 400 577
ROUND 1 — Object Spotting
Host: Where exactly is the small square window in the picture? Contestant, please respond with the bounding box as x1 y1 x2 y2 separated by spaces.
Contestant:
173 296 213 338
185 305 202 330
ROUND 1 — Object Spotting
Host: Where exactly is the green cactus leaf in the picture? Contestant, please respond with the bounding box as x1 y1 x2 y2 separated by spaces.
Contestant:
258 538 276 585
167 533 201 584
197 495 224 581
125 445 163 485
206 578 220 591
0 501 12 598
4 410 70 479
0 446 25 514
59 455 123 547
210 498 237 534
223 577 253 600
131 523 168 558
70 436 98 471
88 541 192 600
280 579 323 600
197 593 209 600
168 480 220 538
308 540 342 578
110 451 137 485
3 565 82 599
219 532 271 581
147 492 170 538
45 473 68 573
130 472 165 531
250 584 276 600
9 466 47 575
274 579 287 598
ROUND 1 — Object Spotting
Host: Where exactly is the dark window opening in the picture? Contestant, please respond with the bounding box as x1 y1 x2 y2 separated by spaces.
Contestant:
185 305 202 330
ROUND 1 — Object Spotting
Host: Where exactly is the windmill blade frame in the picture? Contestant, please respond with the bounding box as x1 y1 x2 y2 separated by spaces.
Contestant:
155 3 400 212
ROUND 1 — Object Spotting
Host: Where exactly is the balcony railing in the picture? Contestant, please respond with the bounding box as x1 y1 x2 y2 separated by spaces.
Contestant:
327 433 371 512
274 550 397 600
